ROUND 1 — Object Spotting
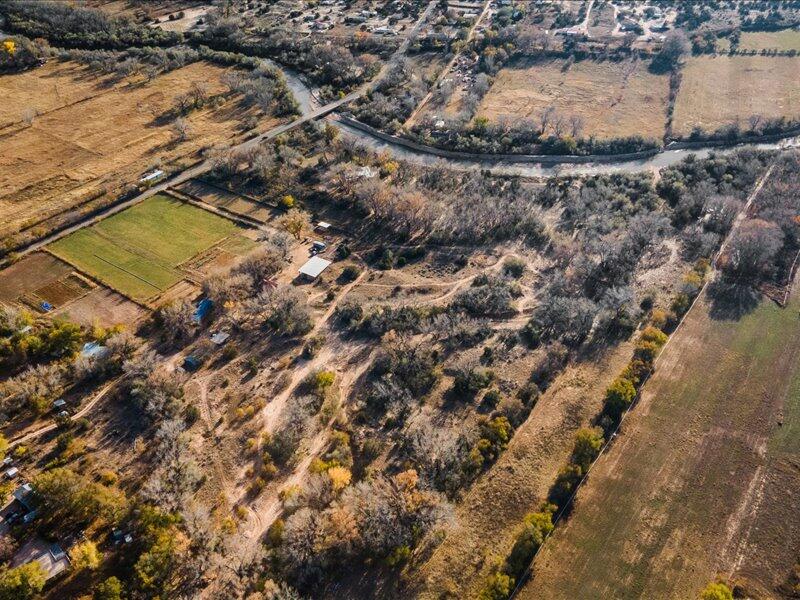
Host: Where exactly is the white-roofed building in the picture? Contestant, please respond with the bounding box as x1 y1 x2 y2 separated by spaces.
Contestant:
299 256 332 281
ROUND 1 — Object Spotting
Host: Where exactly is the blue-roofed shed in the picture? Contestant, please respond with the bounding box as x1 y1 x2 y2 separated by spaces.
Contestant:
193 299 213 323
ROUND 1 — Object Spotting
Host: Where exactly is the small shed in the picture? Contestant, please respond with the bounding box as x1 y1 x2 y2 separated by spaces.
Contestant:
53 399 66 409
298 256 332 281
5 468 19 479
210 332 230 346
315 221 331 232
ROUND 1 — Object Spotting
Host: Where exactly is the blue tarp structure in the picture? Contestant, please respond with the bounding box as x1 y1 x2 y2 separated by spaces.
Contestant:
193 298 213 323
81 342 109 359
183 356 202 372
40 302 53 312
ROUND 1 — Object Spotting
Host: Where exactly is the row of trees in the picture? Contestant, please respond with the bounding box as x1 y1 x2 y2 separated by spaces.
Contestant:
1 0 181 49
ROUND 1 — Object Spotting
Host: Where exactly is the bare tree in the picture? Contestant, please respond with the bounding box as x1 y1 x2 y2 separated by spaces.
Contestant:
159 299 195 341
539 105 556 135
172 117 192 142
569 114 584 138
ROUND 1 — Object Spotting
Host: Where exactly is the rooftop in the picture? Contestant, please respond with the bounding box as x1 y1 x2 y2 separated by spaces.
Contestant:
299 256 332 279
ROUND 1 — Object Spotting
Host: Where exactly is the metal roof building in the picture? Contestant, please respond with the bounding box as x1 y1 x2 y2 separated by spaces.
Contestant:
298 256 332 280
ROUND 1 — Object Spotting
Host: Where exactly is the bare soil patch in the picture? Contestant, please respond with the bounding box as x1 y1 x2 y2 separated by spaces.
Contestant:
0 252 72 303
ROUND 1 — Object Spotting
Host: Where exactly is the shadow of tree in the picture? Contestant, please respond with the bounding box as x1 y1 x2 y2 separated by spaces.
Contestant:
707 279 761 321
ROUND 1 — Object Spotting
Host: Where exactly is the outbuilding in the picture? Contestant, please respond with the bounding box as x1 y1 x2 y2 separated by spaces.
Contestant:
298 256 332 281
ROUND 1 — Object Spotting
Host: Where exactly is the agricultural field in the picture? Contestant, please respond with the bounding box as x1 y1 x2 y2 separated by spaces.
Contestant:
476 58 670 141
0 251 145 326
521 276 800 599
0 59 278 241
0 61 121 129
49 194 256 302
738 28 800 52
672 55 800 137
175 179 277 224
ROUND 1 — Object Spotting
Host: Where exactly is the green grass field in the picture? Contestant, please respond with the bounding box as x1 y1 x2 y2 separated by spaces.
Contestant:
521 282 800 599
49 195 247 301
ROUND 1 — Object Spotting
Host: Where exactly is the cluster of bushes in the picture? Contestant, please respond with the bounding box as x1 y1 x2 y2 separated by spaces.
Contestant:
221 65 300 117
61 45 199 79
678 115 800 144
274 469 449 589
1 0 181 49
479 503 555 600
0 35 47 72
192 25 380 97
0 308 84 370
463 415 512 479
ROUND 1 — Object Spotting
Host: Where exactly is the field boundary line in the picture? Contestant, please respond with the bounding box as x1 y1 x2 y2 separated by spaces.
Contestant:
508 162 776 599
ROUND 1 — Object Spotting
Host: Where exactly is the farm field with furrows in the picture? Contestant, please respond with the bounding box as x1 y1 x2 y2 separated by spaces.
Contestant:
522 275 800 600
3 1 800 599
49 194 256 302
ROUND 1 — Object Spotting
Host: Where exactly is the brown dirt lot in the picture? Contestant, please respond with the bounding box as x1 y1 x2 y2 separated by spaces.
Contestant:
52 286 148 328
406 339 635 600
476 58 669 140
0 251 145 326
0 252 73 303
521 279 800 599
672 55 800 137
0 60 277 240
176 179 277 223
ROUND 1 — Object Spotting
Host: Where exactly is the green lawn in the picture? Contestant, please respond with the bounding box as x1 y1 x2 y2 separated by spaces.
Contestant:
49 195 246 301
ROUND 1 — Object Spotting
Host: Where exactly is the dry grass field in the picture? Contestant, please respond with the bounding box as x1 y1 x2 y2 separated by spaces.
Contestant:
738 28 800 52
0 61 121 129
408 340 635 599
672 55 800 137
476 58 670 140
519 280 800 599
0 60 276 240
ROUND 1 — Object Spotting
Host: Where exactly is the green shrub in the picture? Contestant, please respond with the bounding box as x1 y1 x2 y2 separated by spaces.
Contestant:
505 503 556 580
503 257 526 279
603 375 637 421
478 572 514 600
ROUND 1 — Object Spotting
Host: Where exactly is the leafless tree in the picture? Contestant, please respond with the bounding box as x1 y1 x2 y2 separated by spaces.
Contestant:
569 114 585 138
172 117 192 142
159 299 195 340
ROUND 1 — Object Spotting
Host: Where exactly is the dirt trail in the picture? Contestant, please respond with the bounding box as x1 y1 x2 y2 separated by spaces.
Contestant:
234 267 370 556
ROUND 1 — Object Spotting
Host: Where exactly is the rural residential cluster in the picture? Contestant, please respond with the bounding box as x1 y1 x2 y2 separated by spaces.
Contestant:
1 0 800 599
